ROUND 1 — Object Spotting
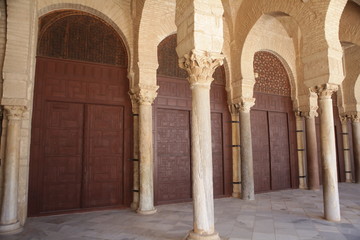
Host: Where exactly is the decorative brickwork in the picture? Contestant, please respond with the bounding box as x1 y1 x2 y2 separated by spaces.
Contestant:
38 10 127 67
253 51 291 96
157 34 225 85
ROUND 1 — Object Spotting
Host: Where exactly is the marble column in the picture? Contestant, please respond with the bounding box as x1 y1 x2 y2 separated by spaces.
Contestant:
239 98 255 201
129 92 140 210
340 116 352 183
304 110 320 190
351 113 360 183
179 50 223 240
0 105 26 234
295 112 307 189
229 104 241 198
314 84 340 221
135 86 158 215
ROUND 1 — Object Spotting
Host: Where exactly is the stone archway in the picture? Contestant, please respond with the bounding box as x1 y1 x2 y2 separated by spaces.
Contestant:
154 34 232 204
251 51 298 193
28 10 132 216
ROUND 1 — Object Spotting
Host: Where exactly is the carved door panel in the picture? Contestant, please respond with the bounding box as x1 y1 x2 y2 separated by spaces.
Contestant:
211 112 224 196
251 110 271 192
83 104 124 207
42 101 84 212
155 108 191 204
268 112 291 190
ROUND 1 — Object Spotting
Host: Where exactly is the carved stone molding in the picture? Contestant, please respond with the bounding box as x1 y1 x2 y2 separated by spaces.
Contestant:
4 105 26 121
339 115 348 124
128 91 140 114
349 112 360 123
132 85 159 106
302 107 319 119
238 98 255 113
228 104 240 115
311 84 338 99
178 50 224 88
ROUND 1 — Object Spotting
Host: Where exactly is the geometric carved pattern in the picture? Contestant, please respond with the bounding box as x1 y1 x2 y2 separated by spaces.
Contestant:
253 51 291 96
38 10 127 67
156 109 191 203
157 34 225 85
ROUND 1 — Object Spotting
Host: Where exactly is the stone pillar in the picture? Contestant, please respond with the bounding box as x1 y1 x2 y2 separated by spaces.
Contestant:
129 92 140 210
313 84 340 221
135 85 158 215
295 112 307 189
229 104 241 198
351 113 360 183
304 110 320 190
0 105 26 234
179 50 223 240
340 115 352 183
239 98 255 201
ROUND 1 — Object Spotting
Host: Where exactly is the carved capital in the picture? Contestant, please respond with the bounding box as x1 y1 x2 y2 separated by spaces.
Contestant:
228 104 240 115
238 98 255 113
302 106 319 119
311 84 338 99
339 115 348 124
349 112 360 123
4 105 27 121
132 85 159 106
128 91 140 114
179 50 224 88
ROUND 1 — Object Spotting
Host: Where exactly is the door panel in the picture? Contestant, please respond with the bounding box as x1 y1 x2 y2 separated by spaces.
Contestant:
251 110 271 192
42 101 83 212
155 109 191 203
84 104 124 207
211 112 224 196
268 112 291 190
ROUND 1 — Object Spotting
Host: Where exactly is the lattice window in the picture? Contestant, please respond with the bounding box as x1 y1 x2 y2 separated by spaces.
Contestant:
38 10 127 67
253 51 291 96
157 34 225 85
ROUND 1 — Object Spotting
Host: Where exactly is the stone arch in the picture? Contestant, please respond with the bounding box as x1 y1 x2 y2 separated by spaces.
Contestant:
240 13 298 107
233 0 347 89
137 0 177 86
37 2 133 78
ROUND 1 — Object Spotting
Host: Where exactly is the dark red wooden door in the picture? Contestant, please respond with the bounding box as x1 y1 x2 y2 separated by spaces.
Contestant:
268 112 291 190
29 57 131 216
42 101 83 211
83 104 124 208
251 110 271 193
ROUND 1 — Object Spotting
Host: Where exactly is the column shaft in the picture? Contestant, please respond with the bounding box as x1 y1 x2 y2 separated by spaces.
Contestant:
189 84 218 238
341 118 352 183
296 114 307 189
317 85 340 221
0 106 25 234
230 110 241 198
305 116 320 190
352 120 360 183
240 109 254 200
137 103 156 214
131 113 140 210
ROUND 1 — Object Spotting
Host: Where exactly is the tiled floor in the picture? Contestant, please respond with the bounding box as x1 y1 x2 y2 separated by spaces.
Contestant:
2 183 360 240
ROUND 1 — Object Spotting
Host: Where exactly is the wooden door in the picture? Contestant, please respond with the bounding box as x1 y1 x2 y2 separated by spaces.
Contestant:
42 101 84 212
29 58 131 216
252 110 271 192
268 112 291 190
84 104 124 208
155 108 191 204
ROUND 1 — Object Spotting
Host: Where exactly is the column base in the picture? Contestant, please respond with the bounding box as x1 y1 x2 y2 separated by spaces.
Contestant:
130 202 139 211
345 179 352 183
186 230 221 240
232 192 241 198
0 221 23 235
136 208 157 215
